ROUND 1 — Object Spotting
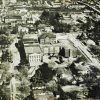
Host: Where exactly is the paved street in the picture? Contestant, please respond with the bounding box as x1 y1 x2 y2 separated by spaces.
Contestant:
9 37 20 67
7 37 20 100
56 34 100 70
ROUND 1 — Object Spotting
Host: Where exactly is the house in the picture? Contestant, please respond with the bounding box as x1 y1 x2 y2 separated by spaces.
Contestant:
24 44 42 66
18 25 29 33
32 86 55 100
59 85 88 99
4 15 22 23
39 33 56 44
23 34 38 44
0 23 9 30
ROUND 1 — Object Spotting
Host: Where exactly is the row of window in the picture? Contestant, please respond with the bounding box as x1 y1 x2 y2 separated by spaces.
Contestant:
29 55 41 62
43 47 60 54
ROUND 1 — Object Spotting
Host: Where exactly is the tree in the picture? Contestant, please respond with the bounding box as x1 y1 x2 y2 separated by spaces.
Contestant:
0 62 10 71
0 84 10 100
0 63 12 100
15 65 31 100
18 77 31 99
1 49 13 63
40 10 50 22
11 26 18 34
23 91 35 100
0 34 11 45
59 47 65 57
34 20 41 31
31 63 55 85
15 40 28 65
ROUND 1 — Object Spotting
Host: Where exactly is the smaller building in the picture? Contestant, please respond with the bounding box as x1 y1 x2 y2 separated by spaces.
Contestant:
23 34 38 44
59 85 88 99
4 15 22 23
0 23 9 30
32 86 55 100
42 44 60 56
39 33 56 44
18 25 29 33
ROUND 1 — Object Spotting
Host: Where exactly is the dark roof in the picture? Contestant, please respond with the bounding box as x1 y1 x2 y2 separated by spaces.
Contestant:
39 33 56 39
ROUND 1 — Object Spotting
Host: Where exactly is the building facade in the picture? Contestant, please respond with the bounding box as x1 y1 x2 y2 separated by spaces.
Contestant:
24 44 42 66
39 33 56 44
29 53 42 66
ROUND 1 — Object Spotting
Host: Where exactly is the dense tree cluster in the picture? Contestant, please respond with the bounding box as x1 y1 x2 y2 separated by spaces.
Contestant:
30 63 55 86
40 10 71 33
0 63 12 100
15 39 28 65
0 34 12 45
15 64 31 99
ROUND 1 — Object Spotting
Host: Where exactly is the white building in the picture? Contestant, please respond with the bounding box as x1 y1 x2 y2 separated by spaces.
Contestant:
24 44 42 66
29 53 42 66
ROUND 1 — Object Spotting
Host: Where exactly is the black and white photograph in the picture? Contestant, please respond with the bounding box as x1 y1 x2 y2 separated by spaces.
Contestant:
0 0 100 100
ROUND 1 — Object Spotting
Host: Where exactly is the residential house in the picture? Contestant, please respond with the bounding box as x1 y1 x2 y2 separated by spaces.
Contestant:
18 25 29 33
32 86 55 100
23 34 38 44
0 23 9 30
39 33 56 44
4 15 22 24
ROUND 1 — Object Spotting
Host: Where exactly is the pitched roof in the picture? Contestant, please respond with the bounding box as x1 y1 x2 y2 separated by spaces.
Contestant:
39 33 56 39
61 85 83 93
24 44 42 54
5 15 22 19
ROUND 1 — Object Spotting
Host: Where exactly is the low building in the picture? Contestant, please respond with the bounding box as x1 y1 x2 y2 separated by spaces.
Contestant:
23 34 38 44
0 23 9 29
65 48 80 58
59 85 88 99
32 87 55 100
18 25 29 33
39 33 56 44
4 15 22 23
42 44 60 56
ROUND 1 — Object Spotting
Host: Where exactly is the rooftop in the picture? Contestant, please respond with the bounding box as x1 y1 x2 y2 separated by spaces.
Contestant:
61 85 84 93
24 44 42 54
39 33 56 39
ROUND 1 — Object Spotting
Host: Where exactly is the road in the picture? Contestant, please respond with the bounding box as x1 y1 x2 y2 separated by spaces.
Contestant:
77 1 100 15
68 34 100 67
56 34 100 70
9 37 20 72
8 36 20 100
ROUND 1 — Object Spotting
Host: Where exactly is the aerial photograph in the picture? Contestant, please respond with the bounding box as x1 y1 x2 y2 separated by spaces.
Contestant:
0 0 100 100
